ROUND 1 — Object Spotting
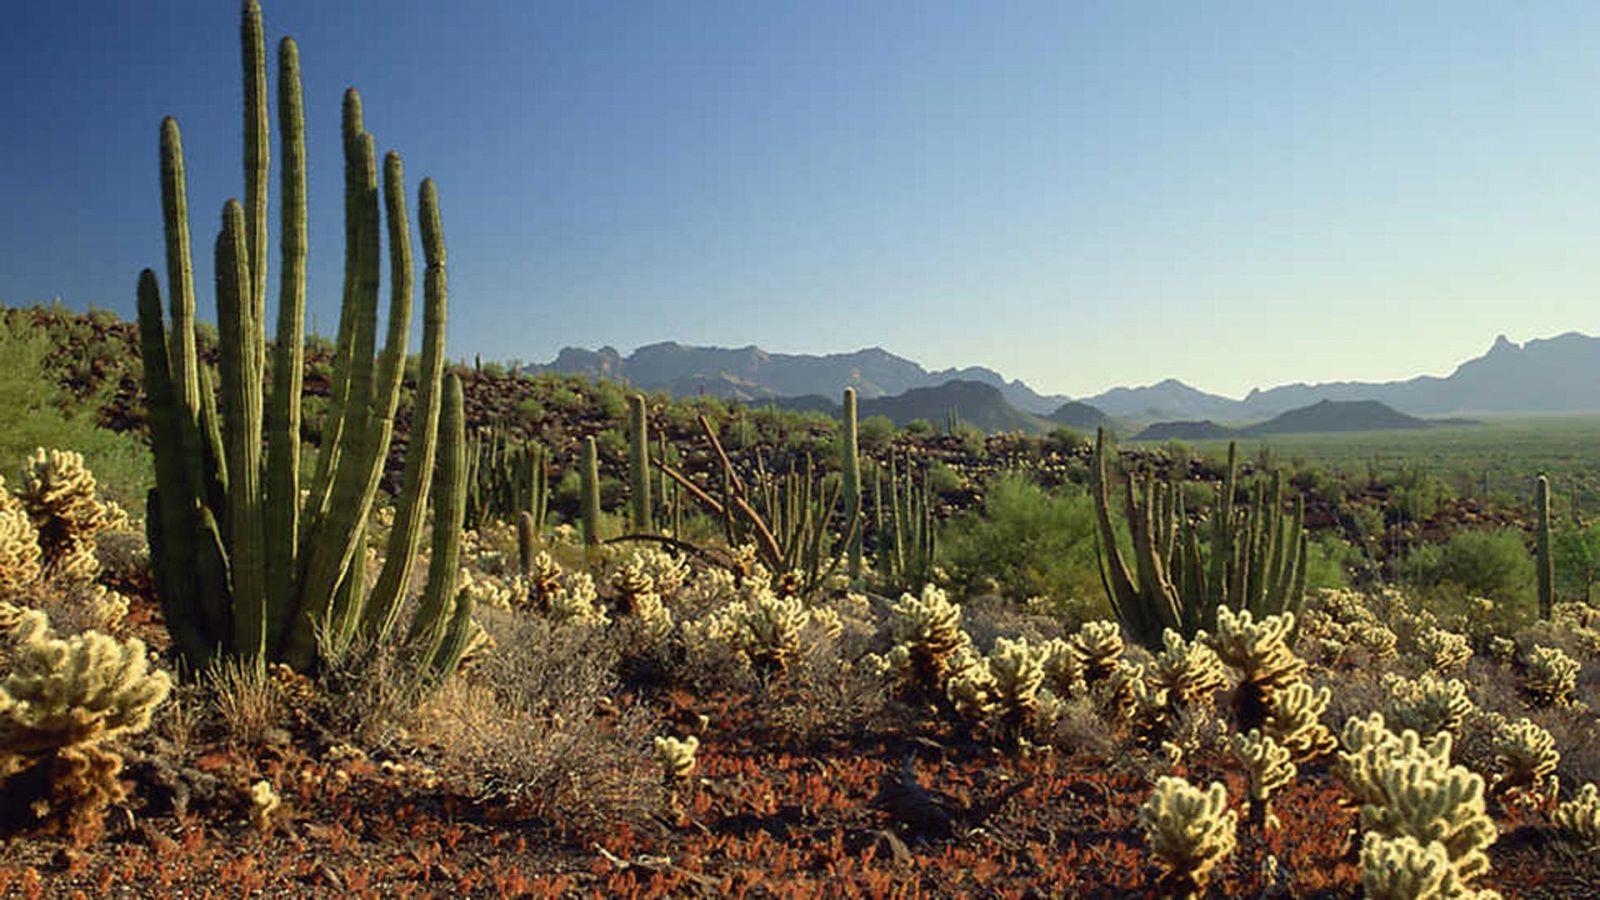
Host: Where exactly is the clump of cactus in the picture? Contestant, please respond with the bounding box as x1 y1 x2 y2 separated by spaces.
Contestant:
0 499 43 594
1489 717 1559 808
0 606 171 836
1360 833 1497 900
653 734 699 783
137 1 473 677
1414 626 1472 675
1339 714 1498 896
946 636 1062 747
686 585 840 679
1523 644 1579 707
17 449 123 584
1091 433 1307 651
1138 776 1238 897
1554 782 1600 847
1260 680 1337 763
1233 729 1295 831
1382 672 1475 740
1147 629 1227 711
869 585 975 699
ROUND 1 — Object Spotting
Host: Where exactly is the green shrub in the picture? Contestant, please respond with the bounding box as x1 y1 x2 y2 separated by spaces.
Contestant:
858 415 896 452
942 474 1104 618
1402 528 1536 609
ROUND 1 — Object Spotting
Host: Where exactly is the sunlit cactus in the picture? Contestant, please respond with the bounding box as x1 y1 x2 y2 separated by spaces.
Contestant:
1233 729 1295 831
1209 608 1303 691
1138 776 1238 897
1415 626 1472 675
653 734 699 783
1338 714 1497 895
1523 644 1579 707
1382 672 1475 739
1069 619 1125 685
0 504 42 593
1553 782 1600 847
1147 629 1227 710
1360 833 1496 900
879 585 973 695
1261 680 1336 763
16 449 115 583
1490 717 1559 807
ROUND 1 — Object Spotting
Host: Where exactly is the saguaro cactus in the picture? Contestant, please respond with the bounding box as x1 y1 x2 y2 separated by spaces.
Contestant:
841 387 862 581
581 436 601 547
137 1 469 674
629 394 652 533
1536 474 1553 619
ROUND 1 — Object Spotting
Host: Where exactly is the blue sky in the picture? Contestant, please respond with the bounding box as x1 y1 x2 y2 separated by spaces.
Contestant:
4 1 1600 398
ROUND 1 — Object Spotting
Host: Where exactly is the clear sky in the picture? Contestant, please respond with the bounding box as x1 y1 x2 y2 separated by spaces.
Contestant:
4 1 1600 399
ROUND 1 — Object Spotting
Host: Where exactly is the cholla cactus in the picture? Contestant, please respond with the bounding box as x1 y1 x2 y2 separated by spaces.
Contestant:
1383 672 1475 739
1262 681 1336 763
1233 729 1295 830
1099 659 1164 729
1552 602 1600 657
16 449 113 583
947 636 1055 746
0 505 42 593
1490 717 1559 807
1138 776 1238 896
1523 645 1579 707
1553 783 1600 847
1486 637 1517 666
1070 620 1124 684
1039 636 1087 699
1415 627 1472 675
694 586 830 677
249 779 281 831
609 556 658 615
1147 629 1227 710
1338 714 1497 894
544 571 609 625
876 585 972 696
1361 833 1499 900
630 548 689 600
653 734 699 782
0 609 172 833
524 550 564 608
1210 608 1303 693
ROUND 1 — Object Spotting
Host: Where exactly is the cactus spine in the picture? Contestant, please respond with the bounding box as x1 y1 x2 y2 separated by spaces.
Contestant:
842 387 862 581
1536 474 1553 619
138 1 464 674
629 394 652 532
581 436 601 547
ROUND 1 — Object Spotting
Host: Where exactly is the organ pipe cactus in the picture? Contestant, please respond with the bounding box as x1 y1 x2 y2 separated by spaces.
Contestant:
137 1 468 674
1092 430 1307 651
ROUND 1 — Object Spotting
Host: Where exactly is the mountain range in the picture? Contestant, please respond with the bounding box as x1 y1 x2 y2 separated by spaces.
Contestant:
1132 400 1475 441
528 331 1600 431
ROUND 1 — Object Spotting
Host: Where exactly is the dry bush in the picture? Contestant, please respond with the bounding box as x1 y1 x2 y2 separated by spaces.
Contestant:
414 606 657 827
959 593 1070 652
202 658 286 748
757 628 889 745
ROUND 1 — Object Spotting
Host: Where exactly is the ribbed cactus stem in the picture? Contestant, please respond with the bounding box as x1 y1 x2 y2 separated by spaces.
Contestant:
263 34 305 647
1537 474 1554 619
363 177 447 644
159 117 200 417
581 436 602 547
408 374 467 651
517 511 536 579
629 394 652 532
841 387 861 581
242 0 270 371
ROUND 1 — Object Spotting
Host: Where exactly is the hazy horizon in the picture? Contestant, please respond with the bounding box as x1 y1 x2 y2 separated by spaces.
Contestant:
5 1 1600 398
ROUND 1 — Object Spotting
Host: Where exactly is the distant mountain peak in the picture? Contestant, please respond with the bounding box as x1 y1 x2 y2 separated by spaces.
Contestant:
1489 334 1519 354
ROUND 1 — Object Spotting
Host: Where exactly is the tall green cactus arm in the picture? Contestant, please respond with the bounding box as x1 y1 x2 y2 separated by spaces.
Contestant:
581 436 602 547
159 117 200 417
841 387 861 580
137 270 210 666
306 90 371 524
630 394 652 532
241 0 269 381
263 35 306 648
214 201 267 659
408 373 467 651
318 151 415 654
363 177 448 644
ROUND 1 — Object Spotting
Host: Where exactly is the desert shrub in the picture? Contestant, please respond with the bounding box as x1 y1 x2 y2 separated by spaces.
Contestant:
0 321 150 508
1554 521 1600 604
858 415 896 452
1403 528 1536 610
941 475 1103 617
904 418 934 436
